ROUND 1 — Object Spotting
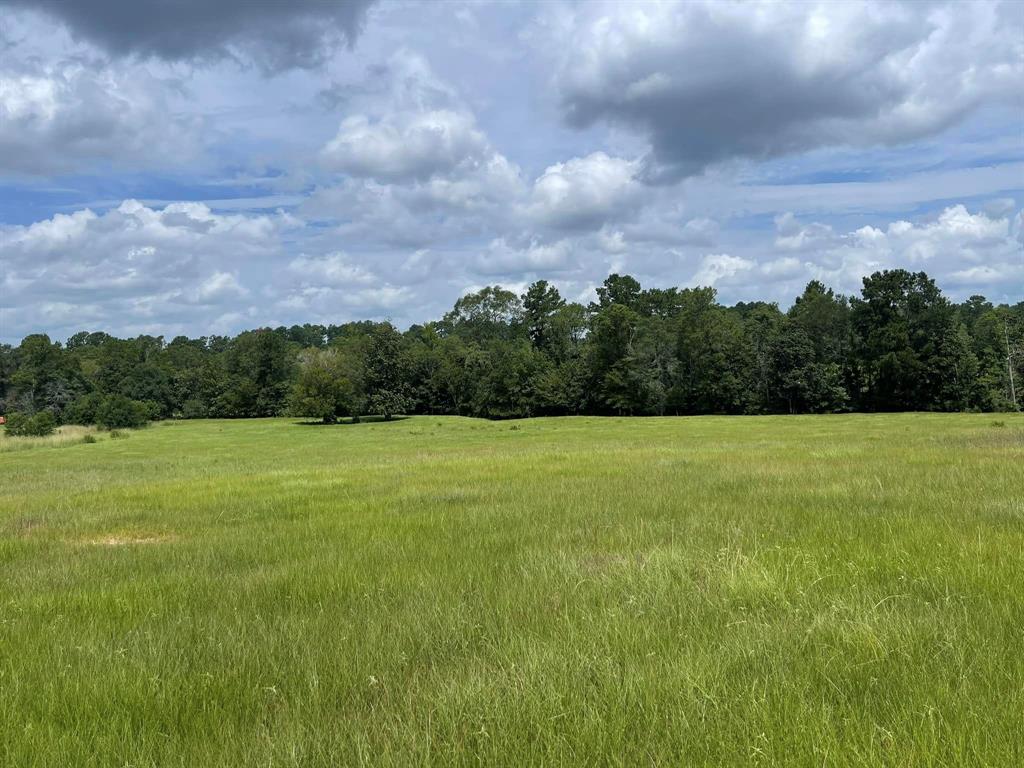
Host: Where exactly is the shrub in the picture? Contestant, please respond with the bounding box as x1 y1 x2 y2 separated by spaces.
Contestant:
96 395 150 430
3 412 27 436
81 434 97 444
64 392 105 425
4 410 57 437
180 398 209 419
140 400 163 421
34 411 57 436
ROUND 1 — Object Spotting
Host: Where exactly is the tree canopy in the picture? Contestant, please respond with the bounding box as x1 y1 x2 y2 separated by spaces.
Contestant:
2 270 1021 428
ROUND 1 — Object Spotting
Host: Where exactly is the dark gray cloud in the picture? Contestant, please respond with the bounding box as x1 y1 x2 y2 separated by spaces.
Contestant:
2 0 377 71
554 1 1023 182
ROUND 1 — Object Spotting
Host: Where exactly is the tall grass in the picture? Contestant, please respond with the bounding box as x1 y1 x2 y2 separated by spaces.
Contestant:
0 414 1021 766
0 423 103 453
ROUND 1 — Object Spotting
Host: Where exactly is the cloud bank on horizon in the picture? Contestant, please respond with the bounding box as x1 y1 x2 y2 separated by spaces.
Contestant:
1 0 1021 341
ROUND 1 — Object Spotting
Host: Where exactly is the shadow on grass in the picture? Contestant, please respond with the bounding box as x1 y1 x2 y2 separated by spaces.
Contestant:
294 415 410 427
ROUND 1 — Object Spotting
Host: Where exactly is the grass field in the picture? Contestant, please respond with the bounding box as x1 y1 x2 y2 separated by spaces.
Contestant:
1 414 1022 766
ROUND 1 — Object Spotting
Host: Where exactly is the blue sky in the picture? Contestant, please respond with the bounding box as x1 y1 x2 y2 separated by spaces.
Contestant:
1 0 1022 343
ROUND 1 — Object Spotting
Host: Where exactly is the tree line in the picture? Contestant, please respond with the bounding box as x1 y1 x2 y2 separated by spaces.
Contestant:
2 269 1021 430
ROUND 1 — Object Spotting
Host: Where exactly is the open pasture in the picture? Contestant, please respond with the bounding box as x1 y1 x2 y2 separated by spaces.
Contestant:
1 414 1022 766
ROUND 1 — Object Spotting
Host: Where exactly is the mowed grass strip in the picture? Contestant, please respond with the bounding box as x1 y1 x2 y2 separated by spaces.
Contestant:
1 414 1022 766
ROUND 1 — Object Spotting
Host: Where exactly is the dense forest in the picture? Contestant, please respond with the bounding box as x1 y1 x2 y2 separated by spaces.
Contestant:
2 269 1021 430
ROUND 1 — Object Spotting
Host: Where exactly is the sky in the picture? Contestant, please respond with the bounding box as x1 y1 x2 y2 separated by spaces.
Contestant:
1 0 1022 343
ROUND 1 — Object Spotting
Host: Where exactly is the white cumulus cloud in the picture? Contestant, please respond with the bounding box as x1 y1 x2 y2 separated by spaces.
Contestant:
525 152 641 230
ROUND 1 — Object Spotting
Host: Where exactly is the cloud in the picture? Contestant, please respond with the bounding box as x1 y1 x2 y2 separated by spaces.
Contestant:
323 110 490 182
2 0 378 72
196 271 248 302
273 285 412 320
554 0 1024 181
706 163 1024 218
474 238 574 275
314 50 526 238
0 57 202 175
0 200 297 339
767 204 1024 299
275 250 416 326
411 154 524 211
0 4 1019 342
524 152 641 230
692 254 756 286
2 198 288 278
773 213 837 252
288 253 375 287
2 195 1020 343
621 211 720 248
677 203 1022 303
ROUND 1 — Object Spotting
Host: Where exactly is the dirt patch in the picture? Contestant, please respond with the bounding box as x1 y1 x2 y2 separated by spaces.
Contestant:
87 533 176 547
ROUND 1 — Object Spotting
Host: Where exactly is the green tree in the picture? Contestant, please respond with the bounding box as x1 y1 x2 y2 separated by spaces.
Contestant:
64 392 106 425
362 323 413 420
441 286 524 343
588 302 639 413
291 348 355 423
771 320 847 413
788 281 851 366
96 394 149 429
522 280 566 352
467 340 542 418
851 270 974 411
743 303 785 412
8 334 86 420
670 289 751 414
593 273 643 313
219 330 294 417
0 344 17 414
4 410 57 437
531 357 588 415
962 305 1022 411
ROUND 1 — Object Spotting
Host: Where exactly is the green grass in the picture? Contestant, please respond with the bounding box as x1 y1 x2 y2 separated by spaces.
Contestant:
1 414 1022 766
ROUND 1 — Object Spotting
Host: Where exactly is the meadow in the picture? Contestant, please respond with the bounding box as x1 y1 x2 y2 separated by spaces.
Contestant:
1 414 1022 766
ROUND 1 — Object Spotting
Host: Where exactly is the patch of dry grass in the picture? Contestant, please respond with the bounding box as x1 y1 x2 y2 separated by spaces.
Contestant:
0 424 103 453
85 533 176 547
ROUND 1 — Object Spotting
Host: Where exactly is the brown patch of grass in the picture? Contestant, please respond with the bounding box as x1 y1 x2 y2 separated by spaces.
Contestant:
86 533 176 547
